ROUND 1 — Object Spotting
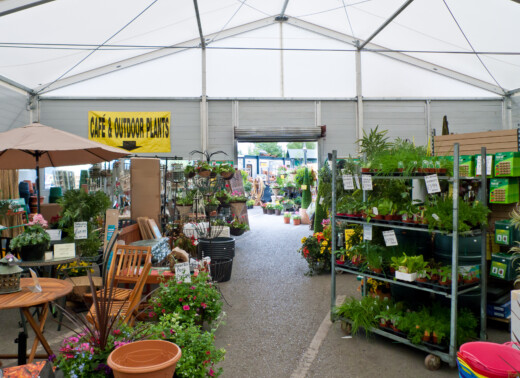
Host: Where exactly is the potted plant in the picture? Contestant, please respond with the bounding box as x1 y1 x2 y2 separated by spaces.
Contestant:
184 165 196 178
292 214 301 225
266 203 275 215
378 199 395 221
274 204 283 215
438 266 452 286
415 260 430 283
282 199 295 211
217 163 235 180
399 200 420 223
261 202 267 214
228 217 250 236
215 189 230 205
10 224 51 261
271 183 281 196
205 196 220 216
196 161 213 177
366 247 383 274
283 212 291 224
246 199 254 209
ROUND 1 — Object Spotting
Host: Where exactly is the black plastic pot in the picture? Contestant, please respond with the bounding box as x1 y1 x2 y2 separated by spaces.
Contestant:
210 259 233 282
198 237 235 260
230 227 246 236
19 244 47 261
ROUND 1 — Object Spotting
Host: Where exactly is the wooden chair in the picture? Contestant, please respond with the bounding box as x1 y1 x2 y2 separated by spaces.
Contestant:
86 256 152 327
84 244 152 302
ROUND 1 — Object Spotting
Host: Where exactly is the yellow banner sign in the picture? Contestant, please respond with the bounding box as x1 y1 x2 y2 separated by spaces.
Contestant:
88 111 171 153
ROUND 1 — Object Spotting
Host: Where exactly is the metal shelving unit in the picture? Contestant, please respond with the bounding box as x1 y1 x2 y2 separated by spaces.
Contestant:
330 143 488 367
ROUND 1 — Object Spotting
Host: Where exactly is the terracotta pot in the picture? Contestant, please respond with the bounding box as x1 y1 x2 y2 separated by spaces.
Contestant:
384 215 393 221
108 340 181 378
293 219 301 225
416 277 428 283
422 331 431 342
439 279 452 286
373 215 384 220
283 217 290 224
371 267 382 274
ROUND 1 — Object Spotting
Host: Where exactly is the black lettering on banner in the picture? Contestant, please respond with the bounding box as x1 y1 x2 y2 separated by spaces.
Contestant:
165 118 169 137
146 118 151 138
89 117 95 138
139 118 144 138
100 115 106 138
107 118 112 138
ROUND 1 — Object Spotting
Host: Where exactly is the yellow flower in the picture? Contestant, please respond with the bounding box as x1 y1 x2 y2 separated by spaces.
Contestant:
301 237 307 243
322 240 328 246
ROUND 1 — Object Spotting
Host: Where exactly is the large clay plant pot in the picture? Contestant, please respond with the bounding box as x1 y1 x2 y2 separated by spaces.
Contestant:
108 340 181 378
19 244 47 261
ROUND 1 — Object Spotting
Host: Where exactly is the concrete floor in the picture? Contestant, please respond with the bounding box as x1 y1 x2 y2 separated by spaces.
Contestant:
0 206 511 377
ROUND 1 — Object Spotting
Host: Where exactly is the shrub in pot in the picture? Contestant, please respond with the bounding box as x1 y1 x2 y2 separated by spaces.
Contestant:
10 224 51 261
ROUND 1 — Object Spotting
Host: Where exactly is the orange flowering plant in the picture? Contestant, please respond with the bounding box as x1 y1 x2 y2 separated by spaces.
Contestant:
298 224 332 275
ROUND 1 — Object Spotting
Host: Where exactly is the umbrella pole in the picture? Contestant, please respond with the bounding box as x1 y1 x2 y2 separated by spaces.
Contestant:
35 153 41 214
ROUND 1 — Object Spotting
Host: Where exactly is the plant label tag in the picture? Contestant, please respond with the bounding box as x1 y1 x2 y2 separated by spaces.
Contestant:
319 197 324 205
432 213 440 221
74 222 88 240
383 230 398 246
46 229 62 241
372 207 378 216
28 268 42 293
175 262 191 283
301 185 308 190
361 175 373 191
354 175 360 189
342 175 355 190
476 155 493 176
54 243 76 259
425 174 441 194
363 224 372 241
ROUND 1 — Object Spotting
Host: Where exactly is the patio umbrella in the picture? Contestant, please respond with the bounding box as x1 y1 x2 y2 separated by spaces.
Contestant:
0 123 129 212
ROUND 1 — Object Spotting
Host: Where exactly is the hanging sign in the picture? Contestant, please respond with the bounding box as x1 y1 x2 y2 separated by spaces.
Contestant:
88 111 171 153
382 230 398 246
361 175 373 191
425 174 441 194
363 224 372 241
342 175 355 190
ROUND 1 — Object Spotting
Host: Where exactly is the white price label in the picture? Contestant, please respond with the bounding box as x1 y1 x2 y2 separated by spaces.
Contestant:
361 175 373 191
319 197 324 205
476 155 493 176
354 175 360 189
363 224 372 241
74 222 88 240
425 174 441 194
432 213 440 221
342 175 355 190
175 262 191 283
372 207 379 216
382 230 398 246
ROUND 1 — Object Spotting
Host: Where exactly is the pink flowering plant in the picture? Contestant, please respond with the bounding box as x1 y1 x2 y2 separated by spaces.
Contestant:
150 271 223 326
52 321 151 377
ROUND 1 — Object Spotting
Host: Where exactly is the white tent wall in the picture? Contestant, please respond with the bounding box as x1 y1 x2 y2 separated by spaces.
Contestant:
0 84 30 132
36 98 504 163
38 99 201 158
208 101 234 158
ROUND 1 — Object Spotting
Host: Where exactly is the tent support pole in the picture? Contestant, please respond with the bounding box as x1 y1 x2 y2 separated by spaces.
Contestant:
355 49 364 153
35 152 41 214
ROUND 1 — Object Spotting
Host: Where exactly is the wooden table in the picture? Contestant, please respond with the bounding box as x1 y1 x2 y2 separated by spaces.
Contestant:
0 278 73 364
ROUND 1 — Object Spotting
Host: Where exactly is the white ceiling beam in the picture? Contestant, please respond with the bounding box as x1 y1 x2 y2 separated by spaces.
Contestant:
286 17 506 96
358 0 414 50
0 74 33 95
0 0 54 17
37 16 277 94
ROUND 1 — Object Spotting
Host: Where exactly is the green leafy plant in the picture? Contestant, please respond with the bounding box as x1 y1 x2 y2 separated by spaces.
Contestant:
283 212 291 219
301 168 312 209
333 296 385 335
377 198 394 217
424 196 490 233
292 214 301 220
246 199 255 206
151 313 226 378
10 224 51 250
357 126 391 161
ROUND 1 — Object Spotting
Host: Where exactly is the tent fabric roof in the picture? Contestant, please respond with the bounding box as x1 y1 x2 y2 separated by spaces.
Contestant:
1 0 519 98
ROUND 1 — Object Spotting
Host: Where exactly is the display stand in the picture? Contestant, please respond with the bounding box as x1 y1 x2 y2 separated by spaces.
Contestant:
330 143 488 368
